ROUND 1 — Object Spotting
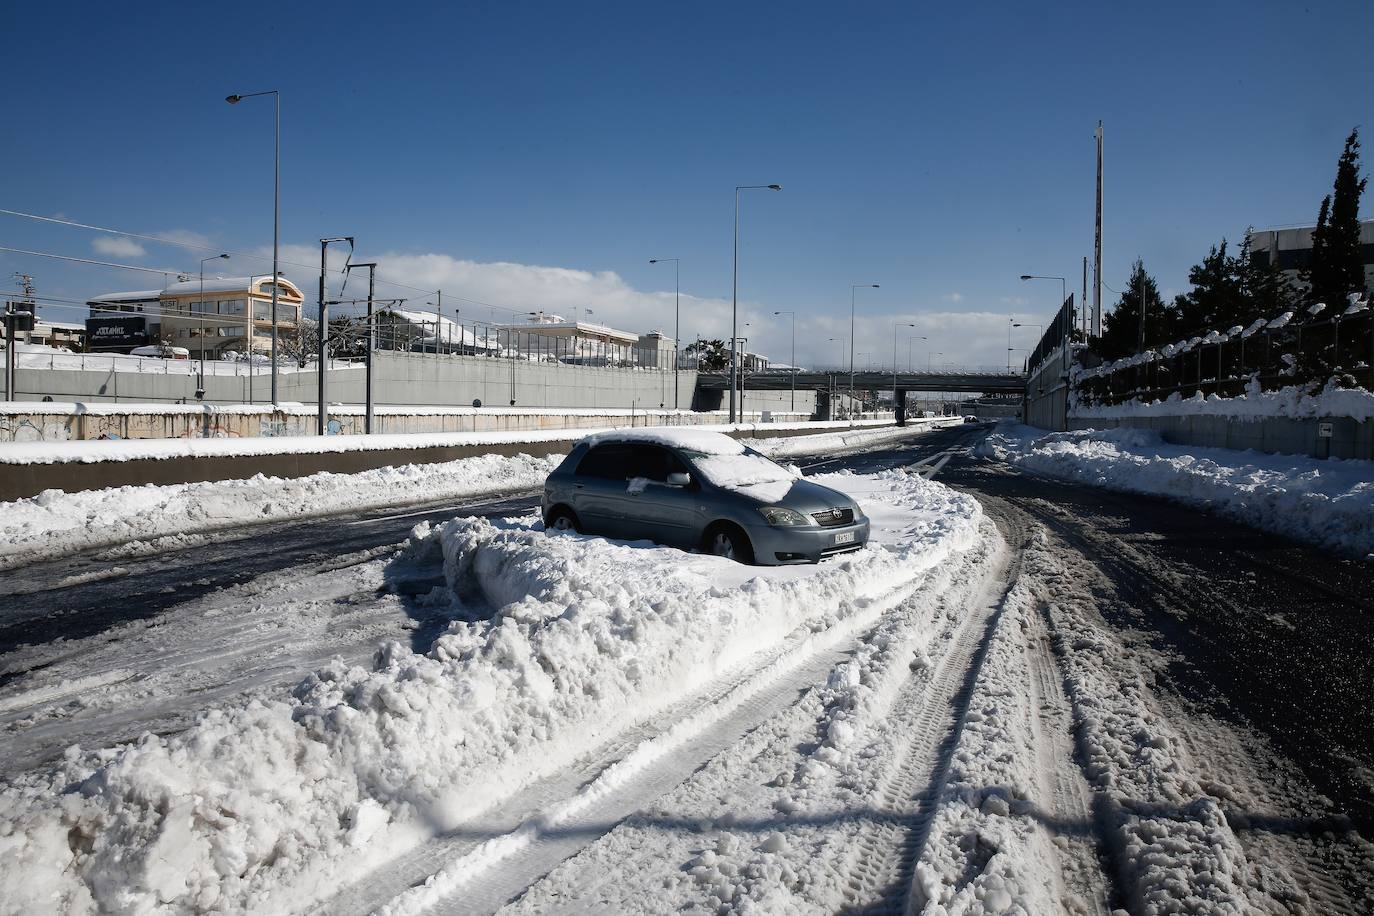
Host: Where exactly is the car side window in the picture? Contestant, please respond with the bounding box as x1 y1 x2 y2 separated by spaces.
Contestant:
576 444 635 479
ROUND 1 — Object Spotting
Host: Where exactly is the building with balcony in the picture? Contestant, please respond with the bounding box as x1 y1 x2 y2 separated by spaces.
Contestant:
89 276 304 358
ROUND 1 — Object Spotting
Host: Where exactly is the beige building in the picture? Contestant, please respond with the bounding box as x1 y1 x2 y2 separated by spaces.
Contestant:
153 276 303 358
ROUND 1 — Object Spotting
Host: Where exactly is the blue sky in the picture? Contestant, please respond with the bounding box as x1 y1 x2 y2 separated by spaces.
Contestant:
3 0 1371 369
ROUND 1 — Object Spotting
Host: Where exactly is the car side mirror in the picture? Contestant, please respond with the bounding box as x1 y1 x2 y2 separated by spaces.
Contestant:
666 472 691 487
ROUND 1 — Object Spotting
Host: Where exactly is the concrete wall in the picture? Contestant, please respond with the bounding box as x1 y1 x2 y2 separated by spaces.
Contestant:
1023 349 1068 430
9 350 699 411
0 404 813 443
1068 413 1373 460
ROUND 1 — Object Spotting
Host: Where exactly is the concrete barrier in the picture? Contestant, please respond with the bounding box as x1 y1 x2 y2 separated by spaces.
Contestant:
0 420 908 502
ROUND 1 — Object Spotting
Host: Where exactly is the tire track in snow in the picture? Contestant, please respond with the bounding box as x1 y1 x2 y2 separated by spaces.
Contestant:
833 537 1014 914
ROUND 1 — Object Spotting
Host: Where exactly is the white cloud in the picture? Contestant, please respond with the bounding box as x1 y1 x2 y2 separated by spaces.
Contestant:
92 236 146 258
941 292 965 303
999 295 1029 306
251 247 1033 376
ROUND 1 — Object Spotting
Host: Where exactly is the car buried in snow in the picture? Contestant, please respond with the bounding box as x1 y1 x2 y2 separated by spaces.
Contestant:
541 428 870 565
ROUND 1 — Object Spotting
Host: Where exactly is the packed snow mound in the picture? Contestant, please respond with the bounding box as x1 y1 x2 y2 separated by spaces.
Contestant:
0 452 564 569
0 469 983 915
978 423 1374 557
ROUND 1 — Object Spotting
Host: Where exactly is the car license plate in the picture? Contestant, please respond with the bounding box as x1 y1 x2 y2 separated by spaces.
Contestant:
834 531 856 545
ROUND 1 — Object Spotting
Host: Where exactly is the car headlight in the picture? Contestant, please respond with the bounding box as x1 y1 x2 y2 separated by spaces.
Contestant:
852 504 866 520
758 506 809 527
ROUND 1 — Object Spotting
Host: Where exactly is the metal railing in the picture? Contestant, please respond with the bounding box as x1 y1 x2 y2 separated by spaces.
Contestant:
1073 306 1374 407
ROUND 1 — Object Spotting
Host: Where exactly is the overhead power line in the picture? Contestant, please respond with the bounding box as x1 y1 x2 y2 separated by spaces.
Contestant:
0 207 526 316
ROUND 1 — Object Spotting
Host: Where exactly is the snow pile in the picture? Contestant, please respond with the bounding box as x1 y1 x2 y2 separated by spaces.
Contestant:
0 470 984 914
978 423 1374 557
1072 378 1374 423
0 452 561 569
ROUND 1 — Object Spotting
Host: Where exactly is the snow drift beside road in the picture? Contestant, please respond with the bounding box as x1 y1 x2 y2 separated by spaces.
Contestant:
0 469 984 915
0 452 563 569
978 423 1374 557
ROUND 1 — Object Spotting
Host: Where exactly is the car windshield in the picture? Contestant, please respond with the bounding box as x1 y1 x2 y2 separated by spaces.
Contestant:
678 446 797 492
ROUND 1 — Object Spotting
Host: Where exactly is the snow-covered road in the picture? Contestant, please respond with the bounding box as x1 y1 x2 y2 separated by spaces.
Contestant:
2 424 1372 914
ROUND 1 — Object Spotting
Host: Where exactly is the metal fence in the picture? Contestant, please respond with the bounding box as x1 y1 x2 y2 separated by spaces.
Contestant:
1074 305 1374 407
366 316 699 371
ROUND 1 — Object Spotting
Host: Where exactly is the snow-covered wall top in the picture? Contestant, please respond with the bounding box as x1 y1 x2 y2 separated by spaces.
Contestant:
1070 380 1374 423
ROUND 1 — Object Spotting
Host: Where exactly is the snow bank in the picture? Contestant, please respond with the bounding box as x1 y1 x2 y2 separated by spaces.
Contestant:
978 423 1374 557
0 452 562 570
0 470 983 914
1072 379 1374 423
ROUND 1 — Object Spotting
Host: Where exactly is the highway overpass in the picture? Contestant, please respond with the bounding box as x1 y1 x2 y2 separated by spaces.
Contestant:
696 369 1027 395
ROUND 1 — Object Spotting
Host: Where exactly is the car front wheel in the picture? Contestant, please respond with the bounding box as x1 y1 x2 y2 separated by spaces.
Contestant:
705 524 754 564
545 506 581 533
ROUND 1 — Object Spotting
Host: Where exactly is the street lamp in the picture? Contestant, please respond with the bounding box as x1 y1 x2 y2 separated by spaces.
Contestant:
731 184 782 422
929 351 942 370
774 310 796 412
907 335 927 372
649 258 680 409
226 89 281 406
1019 274 1066 309
197 253 230 398
849 284 879 418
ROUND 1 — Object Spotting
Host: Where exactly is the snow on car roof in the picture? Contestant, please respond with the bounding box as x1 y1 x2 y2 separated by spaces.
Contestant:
582 426 745 456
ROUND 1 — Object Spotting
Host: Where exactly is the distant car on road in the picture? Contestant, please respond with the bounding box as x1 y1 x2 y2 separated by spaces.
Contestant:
542 428 870 565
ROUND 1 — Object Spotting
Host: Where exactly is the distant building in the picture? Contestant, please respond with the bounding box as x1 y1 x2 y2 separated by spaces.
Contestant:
495 315 643 365
87 276 304 358
1248 220 1374 292
19 318 86 351
375 307 499 354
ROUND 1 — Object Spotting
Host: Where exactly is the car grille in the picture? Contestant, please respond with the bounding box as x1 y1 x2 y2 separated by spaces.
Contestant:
811 507 854 527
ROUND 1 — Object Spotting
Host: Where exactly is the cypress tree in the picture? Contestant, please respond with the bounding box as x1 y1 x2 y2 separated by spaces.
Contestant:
1306 129 1366 305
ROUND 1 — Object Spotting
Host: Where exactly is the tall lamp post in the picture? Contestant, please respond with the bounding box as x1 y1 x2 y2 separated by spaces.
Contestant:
226 89 281 406
773 309 795 412
907 335 927 371
731 184 781 422
197 253 230 398
649 258 680 409
849 284 878 417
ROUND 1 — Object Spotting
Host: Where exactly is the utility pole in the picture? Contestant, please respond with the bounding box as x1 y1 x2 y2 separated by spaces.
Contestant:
317 237 352 435
347 262 377 433
1082 256 1089 336
1093 121 1104 337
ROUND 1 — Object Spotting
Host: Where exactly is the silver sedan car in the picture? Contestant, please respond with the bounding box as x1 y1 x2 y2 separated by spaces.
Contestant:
541 428 870 565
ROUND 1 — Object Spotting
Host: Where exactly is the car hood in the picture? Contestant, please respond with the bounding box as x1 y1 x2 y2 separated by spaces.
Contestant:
724 476 857 513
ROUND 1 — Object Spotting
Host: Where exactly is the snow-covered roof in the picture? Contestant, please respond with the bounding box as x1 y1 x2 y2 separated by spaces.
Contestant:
497 319 640 344
583 427 744 455
88 290 163 303
383 308 499 350
160 276 302 299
